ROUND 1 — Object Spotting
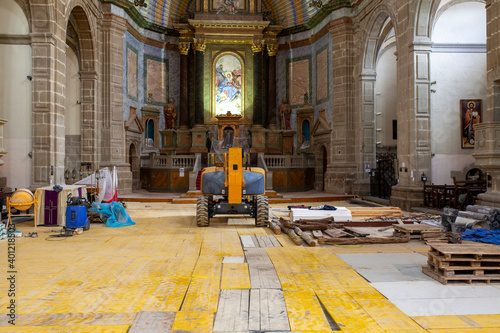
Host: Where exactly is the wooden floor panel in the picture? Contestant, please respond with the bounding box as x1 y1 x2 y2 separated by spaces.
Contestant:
2 202 499 332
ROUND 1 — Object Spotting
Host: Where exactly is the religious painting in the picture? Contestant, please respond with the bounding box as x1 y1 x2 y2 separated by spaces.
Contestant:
144 55 168 105
212 0 245 14
214 53 243 116
316 46 328 104
287 57 311 108
461 99 481 149
126 44 138 101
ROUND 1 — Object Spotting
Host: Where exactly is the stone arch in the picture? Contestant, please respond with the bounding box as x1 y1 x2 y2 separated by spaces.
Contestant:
65 4 98 173
360 7 398 192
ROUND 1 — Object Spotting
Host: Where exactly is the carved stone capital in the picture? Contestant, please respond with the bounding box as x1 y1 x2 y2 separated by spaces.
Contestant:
251 40 265 53
266 43 278 56
193 38 206 53
178 42 190 55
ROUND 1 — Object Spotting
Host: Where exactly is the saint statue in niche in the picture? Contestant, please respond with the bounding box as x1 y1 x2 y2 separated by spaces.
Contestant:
279 98 292 130
163 98 177 129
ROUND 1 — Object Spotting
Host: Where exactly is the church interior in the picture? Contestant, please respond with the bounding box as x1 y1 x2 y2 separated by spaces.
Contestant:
1 0 500 210
2 0 500 331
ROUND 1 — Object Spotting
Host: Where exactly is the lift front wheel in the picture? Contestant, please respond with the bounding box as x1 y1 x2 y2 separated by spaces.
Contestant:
196 195 210 227
255 195 269 227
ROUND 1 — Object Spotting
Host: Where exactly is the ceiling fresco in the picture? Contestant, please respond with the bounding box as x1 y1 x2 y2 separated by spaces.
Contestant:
111 0 352 34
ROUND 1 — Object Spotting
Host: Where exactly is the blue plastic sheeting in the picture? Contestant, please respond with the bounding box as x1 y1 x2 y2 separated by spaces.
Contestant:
202 170 265 195
91 202 136 228
461 228 500 245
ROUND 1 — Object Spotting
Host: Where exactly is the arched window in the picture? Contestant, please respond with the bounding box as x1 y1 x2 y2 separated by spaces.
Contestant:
145 119 155 147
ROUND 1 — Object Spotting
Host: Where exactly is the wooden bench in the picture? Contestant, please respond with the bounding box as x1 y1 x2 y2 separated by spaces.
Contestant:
423 179 487 210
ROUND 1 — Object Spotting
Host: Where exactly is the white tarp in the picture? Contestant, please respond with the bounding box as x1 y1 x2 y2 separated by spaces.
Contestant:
75 167 117 203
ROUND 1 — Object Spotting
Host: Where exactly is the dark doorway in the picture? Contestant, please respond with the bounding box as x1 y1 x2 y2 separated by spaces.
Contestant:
322 146 327 191
370 152 397 199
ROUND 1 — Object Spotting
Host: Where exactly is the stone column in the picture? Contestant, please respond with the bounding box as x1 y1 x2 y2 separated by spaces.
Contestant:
193 39 206 125
30 32 67 187
390 40 432 210
325 18 357 194
79 70 98 168
100 14 132 194
0 119 7 166
266 43 278 129
473 0 500 206
178 42 190 129
252 40 264 126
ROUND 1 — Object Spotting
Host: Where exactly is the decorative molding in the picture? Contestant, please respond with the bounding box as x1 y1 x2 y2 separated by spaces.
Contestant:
188 19 269 30
432 43 487 53
0 34 30 45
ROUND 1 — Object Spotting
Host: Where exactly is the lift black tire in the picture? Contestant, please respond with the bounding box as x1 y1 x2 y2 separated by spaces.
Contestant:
196 195 210 227
255 195 269 227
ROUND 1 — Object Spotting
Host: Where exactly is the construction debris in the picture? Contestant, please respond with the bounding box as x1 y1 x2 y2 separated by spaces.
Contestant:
274 216 408 246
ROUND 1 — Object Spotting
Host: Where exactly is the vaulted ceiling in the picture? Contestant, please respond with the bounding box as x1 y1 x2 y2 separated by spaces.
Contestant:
115 0 352 34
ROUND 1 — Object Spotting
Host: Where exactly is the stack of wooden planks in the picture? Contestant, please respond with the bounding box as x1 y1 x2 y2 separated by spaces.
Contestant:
349 207 403 220
422 243 500 284
269 216 409 246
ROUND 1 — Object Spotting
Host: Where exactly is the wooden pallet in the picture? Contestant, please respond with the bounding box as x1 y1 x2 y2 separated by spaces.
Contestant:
393 224 442 239
422 266 500 284
423 243 500 284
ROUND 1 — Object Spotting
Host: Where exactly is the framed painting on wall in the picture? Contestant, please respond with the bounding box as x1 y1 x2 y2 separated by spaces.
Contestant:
461 99 481 149
144 55 168 106
126 44 138 101
287 56 311 108
316 46 329 104
213 52 243 116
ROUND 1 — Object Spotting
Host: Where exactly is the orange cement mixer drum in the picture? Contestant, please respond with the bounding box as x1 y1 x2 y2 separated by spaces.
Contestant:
10 189 34 211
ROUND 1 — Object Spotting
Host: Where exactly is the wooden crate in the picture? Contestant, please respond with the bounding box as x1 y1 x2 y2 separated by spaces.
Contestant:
422 243 500 284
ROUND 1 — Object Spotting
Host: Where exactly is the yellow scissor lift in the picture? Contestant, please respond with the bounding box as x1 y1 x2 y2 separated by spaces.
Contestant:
196 147 268 227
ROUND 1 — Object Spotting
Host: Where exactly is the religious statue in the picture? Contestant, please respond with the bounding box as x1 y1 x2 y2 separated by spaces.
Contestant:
164 98 177 129
278 98 292 130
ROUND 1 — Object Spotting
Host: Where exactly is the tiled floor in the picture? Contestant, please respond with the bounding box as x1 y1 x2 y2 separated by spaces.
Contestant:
0 199 499 332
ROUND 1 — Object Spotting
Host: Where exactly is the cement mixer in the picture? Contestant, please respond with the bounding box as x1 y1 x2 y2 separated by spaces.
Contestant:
7 189 41 229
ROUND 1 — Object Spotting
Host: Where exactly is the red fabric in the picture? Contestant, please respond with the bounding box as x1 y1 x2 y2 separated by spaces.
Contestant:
103 190 118 203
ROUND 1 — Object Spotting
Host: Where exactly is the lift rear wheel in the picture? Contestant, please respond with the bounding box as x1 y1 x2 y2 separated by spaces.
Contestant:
196 195 210 227
255 195 269 227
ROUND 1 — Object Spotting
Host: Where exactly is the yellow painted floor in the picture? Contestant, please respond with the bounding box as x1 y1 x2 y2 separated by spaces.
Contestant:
1 201 499 332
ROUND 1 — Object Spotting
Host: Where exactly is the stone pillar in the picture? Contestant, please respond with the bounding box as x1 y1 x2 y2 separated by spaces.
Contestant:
390 40 432 210
193 39 206 125
79 70 99 169
325 18 357 194
179 42 190 129
0 119 7 166
252 40 264 126
472 0 500 206
267 43 278 129
30 32 67 187
100 14 132 194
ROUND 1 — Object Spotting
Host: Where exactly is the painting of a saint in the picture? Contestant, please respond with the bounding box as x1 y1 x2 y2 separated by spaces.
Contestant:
214 54 242 115
461 99 481 148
